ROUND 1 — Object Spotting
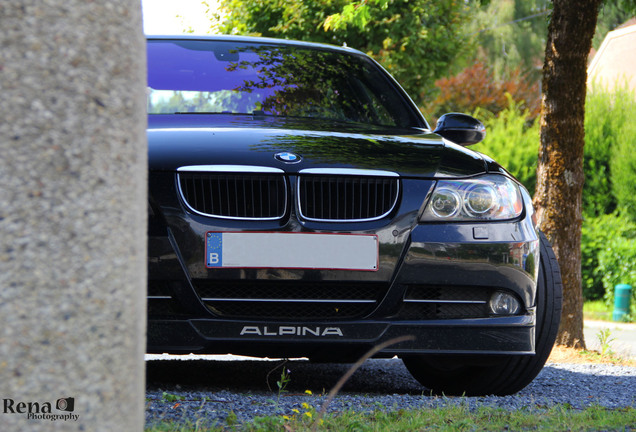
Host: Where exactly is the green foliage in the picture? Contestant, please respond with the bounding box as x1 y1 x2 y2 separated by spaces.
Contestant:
608 97 636 221
471 99 540 195
582 213 636 303
465 0 550 81
323 1 387 31
612 140 636 220
581 215 609 301
578 87 636 301
583 86 636 218
225 411 238 426
160 392 185 403
598 234 636 310
218 0 472 105
584 89 623 216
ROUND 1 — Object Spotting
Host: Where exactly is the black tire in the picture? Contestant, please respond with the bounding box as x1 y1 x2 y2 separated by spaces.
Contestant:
402 231 563 396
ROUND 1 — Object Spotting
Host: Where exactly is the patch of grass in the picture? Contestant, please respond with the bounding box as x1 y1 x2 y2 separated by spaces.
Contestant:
145 404 636 431
584 300 613 322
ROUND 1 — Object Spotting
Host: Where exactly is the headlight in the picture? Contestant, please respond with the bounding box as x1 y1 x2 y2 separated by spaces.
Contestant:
420 175 523 221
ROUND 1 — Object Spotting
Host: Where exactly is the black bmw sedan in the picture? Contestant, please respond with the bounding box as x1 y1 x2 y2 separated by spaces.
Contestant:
146 35 562 396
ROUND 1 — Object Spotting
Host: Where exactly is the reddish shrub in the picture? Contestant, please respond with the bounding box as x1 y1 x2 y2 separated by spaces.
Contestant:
424 62 540 121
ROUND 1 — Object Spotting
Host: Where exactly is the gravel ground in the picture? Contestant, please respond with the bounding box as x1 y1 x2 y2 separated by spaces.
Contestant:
145 356 636 428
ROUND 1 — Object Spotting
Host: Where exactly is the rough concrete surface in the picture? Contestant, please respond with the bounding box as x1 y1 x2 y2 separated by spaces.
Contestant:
0 1 147 430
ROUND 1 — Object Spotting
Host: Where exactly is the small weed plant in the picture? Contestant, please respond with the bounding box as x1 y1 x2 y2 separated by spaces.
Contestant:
161 392 185 403
265 359 292 405
596 328 615 359
276 367 291 403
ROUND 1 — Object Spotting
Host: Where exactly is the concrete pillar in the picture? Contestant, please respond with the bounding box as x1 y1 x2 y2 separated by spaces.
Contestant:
0 1 146 430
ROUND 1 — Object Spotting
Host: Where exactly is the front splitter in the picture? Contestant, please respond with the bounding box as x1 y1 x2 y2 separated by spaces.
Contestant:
147 316 535 356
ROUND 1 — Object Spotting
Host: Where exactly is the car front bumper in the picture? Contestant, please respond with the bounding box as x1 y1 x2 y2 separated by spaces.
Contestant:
147 216 540 358
147 314 536 358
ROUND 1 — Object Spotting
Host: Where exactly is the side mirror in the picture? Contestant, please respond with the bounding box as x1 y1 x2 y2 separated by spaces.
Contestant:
433 113 486 146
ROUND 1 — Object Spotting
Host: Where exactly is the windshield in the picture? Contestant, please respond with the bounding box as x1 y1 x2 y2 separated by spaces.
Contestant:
147 39 423 129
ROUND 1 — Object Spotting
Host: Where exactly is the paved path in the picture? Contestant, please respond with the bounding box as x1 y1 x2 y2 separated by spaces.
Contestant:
584 319 636 358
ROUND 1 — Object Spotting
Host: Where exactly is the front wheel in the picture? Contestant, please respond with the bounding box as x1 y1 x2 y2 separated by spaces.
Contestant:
402 231 563 396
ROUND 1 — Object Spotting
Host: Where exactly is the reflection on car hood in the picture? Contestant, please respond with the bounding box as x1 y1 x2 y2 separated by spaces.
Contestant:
147 114 488 178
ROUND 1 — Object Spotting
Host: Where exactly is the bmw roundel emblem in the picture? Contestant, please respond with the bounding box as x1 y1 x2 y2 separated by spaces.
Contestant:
274 152 302 163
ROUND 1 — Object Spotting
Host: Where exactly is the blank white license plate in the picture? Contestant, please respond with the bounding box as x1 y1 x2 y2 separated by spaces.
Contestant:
205 232 378 271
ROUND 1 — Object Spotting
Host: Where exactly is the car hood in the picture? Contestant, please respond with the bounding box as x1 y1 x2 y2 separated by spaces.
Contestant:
147 114 488 178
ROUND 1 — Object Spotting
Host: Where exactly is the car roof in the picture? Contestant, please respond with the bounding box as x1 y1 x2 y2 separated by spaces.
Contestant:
146 34 366 57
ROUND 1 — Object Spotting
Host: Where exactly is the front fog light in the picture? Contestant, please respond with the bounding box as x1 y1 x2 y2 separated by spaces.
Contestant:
489 292 521 315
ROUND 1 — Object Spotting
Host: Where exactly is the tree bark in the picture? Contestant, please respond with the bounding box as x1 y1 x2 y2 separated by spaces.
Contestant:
533 1 602 349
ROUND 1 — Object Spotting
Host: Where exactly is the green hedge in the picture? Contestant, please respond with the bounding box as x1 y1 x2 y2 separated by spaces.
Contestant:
582 87 636 304
606 88 636 221
583 89 618 216
582 213 636 302
584 86 636 218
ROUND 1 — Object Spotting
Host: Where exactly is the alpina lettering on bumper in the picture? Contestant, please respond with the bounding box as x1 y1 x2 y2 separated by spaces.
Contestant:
240 326 344 337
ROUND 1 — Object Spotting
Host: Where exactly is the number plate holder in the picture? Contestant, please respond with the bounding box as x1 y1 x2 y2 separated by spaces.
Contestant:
205 232 378 271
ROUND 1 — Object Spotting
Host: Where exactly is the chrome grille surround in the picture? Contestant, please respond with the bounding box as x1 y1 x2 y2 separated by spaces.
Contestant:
177 165 287 220
297 168 400 222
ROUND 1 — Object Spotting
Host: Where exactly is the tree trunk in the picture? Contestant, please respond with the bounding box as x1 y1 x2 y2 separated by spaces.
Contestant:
533 1 602 349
